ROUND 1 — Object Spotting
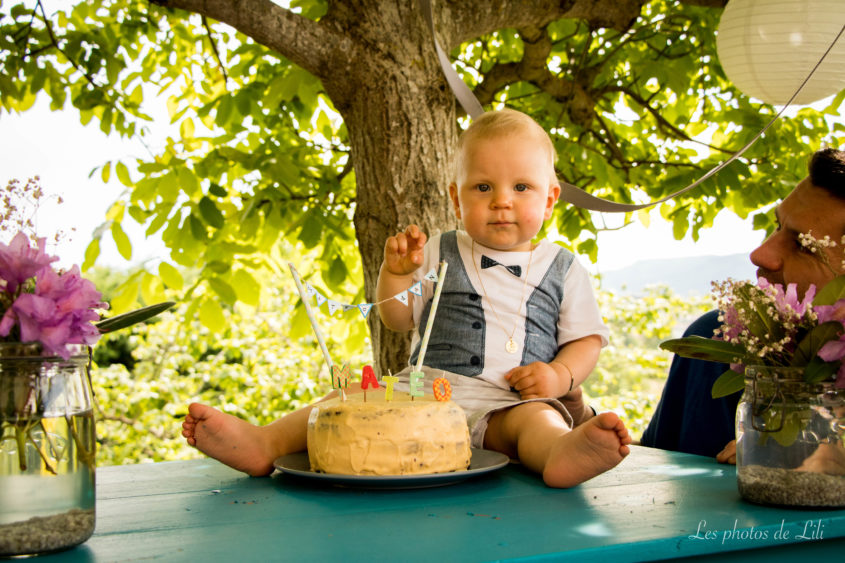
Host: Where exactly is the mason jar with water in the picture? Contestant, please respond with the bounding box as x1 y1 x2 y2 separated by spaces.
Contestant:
0 343 96 556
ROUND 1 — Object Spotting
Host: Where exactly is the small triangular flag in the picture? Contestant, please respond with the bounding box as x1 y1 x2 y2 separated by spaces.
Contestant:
393 291 409 306
314 291 327 307
342 304 357 313
408 281 423 296
424 269 438 282
358 303 373 319
327 300 342 316
305 283 317 297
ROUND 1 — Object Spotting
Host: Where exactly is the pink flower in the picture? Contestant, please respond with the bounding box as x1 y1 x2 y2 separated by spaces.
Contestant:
0 233 58 293
819 338 845 363
758 277 816 317
815 299 845 325
3 265 106 358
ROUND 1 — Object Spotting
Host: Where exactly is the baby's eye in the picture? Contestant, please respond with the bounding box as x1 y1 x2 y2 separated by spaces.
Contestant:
475 183 491 192
514 183 529 192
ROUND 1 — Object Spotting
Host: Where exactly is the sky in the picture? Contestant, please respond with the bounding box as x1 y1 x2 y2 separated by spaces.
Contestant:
2 94 772 278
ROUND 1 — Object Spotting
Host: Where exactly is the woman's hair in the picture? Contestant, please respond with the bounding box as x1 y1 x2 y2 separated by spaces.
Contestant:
809 147 845 198
454 109 556 181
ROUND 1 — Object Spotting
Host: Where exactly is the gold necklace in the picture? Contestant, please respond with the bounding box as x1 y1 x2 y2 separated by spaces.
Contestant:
471 240 533 354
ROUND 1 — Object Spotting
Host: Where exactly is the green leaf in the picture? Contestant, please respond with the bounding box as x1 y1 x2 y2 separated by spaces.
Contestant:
110 222 132 260
178 167 200 197
199 196 225 229
108 277 141 315
141 272 167 305
299 214 323 249
95 301 176 333
82 238 101 271
659 336 745 364
803 357 839 384
711 369 745 398
158 262 184 290
232 269 261 306
208 278 237 305
101 161 111 183
791 321 844 366
813 275 845 306
208 183 227 197
199 298 226 332
189 214 208 242
327 256 348 287
116 161 132 187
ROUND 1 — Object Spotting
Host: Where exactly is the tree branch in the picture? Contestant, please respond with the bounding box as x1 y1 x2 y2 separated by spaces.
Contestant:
616 87 734 154
152 0 347 83
201 15 229 85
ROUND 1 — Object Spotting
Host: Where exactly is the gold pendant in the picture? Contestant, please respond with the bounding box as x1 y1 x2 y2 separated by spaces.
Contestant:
505 338 518 354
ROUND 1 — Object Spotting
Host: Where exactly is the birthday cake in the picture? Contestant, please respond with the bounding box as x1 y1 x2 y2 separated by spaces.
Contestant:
306 390 471 476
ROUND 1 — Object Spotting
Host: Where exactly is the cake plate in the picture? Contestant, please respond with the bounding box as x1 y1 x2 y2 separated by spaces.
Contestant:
273 448 509 489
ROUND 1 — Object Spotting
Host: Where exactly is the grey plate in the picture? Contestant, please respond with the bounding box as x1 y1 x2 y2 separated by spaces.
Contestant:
273 448 509 489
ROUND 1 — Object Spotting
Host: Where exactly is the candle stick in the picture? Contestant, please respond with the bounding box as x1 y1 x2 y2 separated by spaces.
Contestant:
288 263 333 375
383 369 399 401
415 261 448 373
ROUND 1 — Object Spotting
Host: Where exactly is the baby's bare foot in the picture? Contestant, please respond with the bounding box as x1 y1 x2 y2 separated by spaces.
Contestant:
182 403 276 477
542 411 631 488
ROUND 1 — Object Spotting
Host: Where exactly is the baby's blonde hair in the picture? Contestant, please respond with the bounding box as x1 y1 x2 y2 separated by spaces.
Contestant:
454 109 557 182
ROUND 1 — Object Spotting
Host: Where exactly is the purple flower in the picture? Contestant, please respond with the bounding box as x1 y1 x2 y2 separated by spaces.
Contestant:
0 233 58 293
815 299 845 325
758 277 816 318
2 265 106 358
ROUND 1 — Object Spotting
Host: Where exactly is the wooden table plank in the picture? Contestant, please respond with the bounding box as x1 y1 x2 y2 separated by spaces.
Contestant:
36 446 845 562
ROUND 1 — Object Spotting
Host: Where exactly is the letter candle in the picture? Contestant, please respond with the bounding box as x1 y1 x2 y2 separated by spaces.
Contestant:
331 363 351 401
409 370 424 400
383 370 398 401
414 261 448 373
360 365 379 402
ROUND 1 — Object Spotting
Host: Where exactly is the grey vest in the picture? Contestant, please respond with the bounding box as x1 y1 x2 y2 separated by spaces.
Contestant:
410 231 574 376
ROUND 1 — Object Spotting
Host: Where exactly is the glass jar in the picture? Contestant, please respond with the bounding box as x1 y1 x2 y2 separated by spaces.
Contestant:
736 365 845 507
0 343 96 556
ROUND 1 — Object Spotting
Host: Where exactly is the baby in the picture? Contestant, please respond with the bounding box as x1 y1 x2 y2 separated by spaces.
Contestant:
182 109 630 487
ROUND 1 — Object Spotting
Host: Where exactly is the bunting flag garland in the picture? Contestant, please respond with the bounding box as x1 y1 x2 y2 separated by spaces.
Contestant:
290 264 442 320
327 300 343 316
408 281 423 297
357 303 374 319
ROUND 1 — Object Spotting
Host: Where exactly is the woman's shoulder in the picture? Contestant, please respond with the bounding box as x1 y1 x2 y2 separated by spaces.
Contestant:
683 310 721 338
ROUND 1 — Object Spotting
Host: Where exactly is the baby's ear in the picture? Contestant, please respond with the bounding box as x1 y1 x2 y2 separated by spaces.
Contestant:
448 183 462 220
545 183 561 219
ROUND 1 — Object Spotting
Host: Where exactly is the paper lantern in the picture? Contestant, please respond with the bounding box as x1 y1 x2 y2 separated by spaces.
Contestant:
716 0 845 105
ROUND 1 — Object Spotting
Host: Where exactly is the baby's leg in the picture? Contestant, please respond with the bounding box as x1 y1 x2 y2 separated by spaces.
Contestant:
182 403 313 477
485 402 631 488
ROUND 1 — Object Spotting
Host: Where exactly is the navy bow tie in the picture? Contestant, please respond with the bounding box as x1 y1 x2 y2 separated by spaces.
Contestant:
480 255 522 277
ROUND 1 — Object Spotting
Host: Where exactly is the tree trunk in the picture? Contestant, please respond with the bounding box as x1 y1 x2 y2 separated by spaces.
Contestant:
323 39 459 375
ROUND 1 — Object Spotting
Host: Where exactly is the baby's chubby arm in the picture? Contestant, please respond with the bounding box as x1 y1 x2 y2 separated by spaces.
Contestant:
376 225 427 332
505 334 602 400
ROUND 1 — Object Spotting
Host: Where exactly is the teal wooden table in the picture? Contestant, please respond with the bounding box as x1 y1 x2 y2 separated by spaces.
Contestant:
37 446 845 562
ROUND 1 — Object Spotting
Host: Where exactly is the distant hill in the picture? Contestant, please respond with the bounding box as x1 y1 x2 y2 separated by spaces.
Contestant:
598 253 756 296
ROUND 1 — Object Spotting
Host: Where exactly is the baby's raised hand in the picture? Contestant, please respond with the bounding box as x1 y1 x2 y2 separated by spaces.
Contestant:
383 225 427 276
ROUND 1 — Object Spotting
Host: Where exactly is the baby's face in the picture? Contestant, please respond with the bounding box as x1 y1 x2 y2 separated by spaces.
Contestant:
449 133 559 251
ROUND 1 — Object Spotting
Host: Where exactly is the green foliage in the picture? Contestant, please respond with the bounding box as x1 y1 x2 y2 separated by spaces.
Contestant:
584 284 711 435
92 284 370 466
3 0 842 339
91 281 710 465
